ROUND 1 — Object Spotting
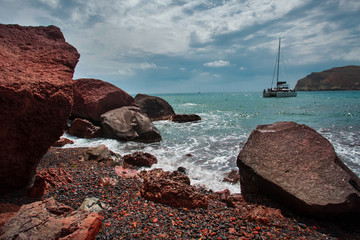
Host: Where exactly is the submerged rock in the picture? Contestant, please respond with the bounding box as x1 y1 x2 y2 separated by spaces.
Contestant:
140 169 208 209
0 198 101 240
101 106 162 143
0 24 79 194
170 114 201 123
237 121 360 217
71 78 134 124
134 93 175 120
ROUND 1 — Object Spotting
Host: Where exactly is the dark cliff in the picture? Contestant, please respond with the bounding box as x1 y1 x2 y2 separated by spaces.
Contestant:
294 65 360 91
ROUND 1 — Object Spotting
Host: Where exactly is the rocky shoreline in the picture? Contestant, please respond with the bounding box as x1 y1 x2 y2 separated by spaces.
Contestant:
1 147 359 239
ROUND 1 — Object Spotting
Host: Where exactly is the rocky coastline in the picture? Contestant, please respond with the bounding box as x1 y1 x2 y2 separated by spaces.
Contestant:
1 23 360 239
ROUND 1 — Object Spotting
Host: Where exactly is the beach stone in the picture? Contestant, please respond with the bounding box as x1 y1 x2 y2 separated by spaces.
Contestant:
27 168 73 198
79 197 109 213
71 78 134 124
246 206 284 225
101 106 162 143
134 93 175 121
114 166 139 179
123 152 158 167
0 198 101 240
69 118 103 138
169 114 201 123
81 145 121 165
0 24 79 194
140 169 208 209
237 121 360 217
52 137 74 147
222 169 240 184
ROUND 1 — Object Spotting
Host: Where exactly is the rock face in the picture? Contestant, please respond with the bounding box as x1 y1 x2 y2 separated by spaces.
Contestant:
237 121 360 217
170 114 201 123
69 118 103 138
0 24 79 193
134 94 175 121
123 152 158 167
140 169 208 209
0 198 101 240
101 106 162 143
72 78 135 124
294 65 360 91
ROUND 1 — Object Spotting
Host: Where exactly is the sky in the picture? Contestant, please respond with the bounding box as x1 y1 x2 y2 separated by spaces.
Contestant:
1 0 360 94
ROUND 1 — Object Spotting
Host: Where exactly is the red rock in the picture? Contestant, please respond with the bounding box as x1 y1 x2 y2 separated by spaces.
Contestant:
237 121 360 217
101 106 162 143
134 94 175 121
140 169 208 209
99 177 118 187
0 203 20 230
0 198 101 240
68 118 103 138
169 114 201 123
71 78 134 123
123 152 158 167
27 168 73 198
246 206 283 225
114 166 139 179
0 24 79 194
222 169 240 184
53 137 74 147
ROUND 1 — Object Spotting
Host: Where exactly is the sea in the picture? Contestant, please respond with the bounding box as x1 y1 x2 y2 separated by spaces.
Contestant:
63 91 360 193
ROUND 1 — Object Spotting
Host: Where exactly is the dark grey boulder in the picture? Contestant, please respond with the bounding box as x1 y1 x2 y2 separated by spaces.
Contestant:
134 94 175 121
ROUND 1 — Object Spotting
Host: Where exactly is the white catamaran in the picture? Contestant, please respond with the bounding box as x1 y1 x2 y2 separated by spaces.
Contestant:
263 38 296 98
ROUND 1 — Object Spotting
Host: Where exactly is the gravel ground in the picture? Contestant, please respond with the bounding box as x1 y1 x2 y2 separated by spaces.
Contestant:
1 147 360 239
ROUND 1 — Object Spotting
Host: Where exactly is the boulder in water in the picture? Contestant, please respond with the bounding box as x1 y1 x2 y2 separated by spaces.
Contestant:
134 93 175 120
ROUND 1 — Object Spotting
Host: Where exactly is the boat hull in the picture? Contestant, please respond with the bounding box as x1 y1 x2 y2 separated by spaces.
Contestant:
263 91 297 98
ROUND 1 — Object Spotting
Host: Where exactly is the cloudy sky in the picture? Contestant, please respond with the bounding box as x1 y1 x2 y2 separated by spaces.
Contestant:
1 0 360 94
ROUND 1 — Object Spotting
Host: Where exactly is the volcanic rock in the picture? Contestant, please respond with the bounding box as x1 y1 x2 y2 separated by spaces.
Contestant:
237 121 360 217
27 168 73 198
71 78 134 124
69 118 103 138
52 137 74 147
79 197 109 213
114 166 139 179
170 114 201 123
101 106 162 143
294 65 360 91
140 169 208 209
134 93 175 121
0 24 79 194
222 169 240 184
123 152 158 167
0 198 101 240
0 203 20 230
81 145 121 165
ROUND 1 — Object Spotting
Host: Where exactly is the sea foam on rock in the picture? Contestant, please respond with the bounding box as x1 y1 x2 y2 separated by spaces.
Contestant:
237 121 360 217
0 24 79 194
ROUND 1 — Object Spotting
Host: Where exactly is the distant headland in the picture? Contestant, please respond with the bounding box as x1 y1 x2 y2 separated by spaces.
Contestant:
294 65 360 91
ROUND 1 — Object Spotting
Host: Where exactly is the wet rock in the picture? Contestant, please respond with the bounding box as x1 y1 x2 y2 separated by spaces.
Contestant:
123 152 158 167
177 167 187 174
0 24 79 194
169 114 201 123
140 169 208 209
237 121 360 217
71 78 134 124
101 106 162 143
68 118 103 138
222 169 240 184
0 198 101 240
27 168 73 198
81 145 121 165
52 137 74 147
134 93 175 121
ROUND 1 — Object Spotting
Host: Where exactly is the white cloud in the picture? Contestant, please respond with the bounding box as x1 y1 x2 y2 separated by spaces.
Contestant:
204 60 230 67
117 62 166 76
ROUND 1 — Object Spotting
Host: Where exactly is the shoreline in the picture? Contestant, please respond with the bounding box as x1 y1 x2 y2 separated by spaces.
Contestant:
1 147 360 239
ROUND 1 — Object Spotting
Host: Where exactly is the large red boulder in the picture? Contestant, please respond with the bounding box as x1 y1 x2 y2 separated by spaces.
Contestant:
123 152 158 167
140 169 208 209
71 78 135 123
237 121 360 217
0 24 79 194
0 198 101 239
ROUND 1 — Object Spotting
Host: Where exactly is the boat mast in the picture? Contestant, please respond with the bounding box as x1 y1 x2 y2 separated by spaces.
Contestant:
276 38 281 87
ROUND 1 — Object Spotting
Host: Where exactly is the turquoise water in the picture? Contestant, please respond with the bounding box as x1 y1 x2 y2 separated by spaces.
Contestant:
65 91 360 193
